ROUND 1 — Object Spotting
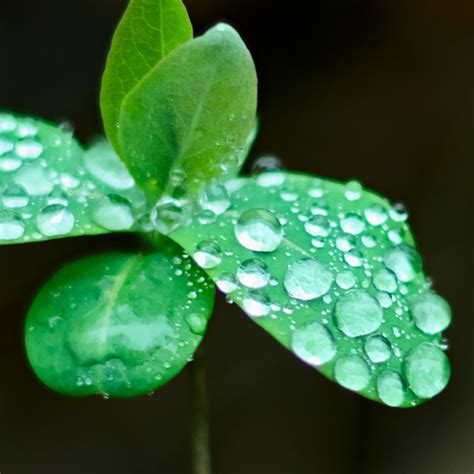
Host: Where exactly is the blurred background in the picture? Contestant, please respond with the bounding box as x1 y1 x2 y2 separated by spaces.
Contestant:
1 0 473 472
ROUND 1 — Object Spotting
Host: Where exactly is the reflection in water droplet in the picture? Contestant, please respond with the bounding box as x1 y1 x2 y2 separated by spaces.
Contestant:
390 203 409 222
344 181 362 201
237 259 270 289
336 235 355 253
364 204 388 226
216 273 238 294
334 290 383 337
251 155 283 175
373 268 398 293
185 313 207 336
91 194 134 231
0 217 25 240
377 371 406 407
364 335 391 363
404 343 450 398
291 323 336 367
199 182 231 215
256 171 286 187
193 241 222 269
37 204 75 236
305 215 331 237
152 199 190 235
410 292 451 335
15 139 43 159
0 156 22 172
334 355 370 391
242 291 271 317
340 213 365 235
235 209 283 252
344 250 363 267
384 245 422 282
284 259 333 301
2 185 29 208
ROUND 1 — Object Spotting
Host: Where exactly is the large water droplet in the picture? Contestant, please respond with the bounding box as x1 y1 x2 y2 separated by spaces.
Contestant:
344 181 362 201
15 139 43 159
334 355 370 391
373 268 398 293
410 292 451 335
193 241 222 269
284 259 333 301
404 343 450 398
364 203 388 226
304 215 331 238
185 313 207 336
2 185 29 208
336 235 355 253
0 216 25 240
251 155 283 175
0 156 22 172
91 194 134 231
237 259 270 289
291 323 336 367
364 335 391 363
14 164 54 196
334 290 383 337
37 204 75 236
384 245 422 283
242 291 271 317
340 213 365 235
235 209 283 252
376 371 406 407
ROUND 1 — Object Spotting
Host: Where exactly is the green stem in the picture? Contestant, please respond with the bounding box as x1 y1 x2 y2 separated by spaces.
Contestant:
190 346 212 474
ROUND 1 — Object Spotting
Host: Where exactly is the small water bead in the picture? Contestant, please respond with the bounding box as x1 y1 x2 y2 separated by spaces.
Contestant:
91 194 135 231
215 273 238 294
384 245 422 283
334 290 383 337
235 209 283 252
0 137 13 155
291 323 336 367
310 201 329 216
0 216 25 240
36 204 75 237
198 209 217 225
152 199 189 235
364 335 391 363
15 164 54 196
15 139 43 159
284 259 333 301
336 270 357 290
364 203 388 226
344 181 363 201
251 155 283 175
237 259 270 289
304 215 331 238
404 343 450 398
199 182 231 215
311 237 325 249
344 250 363 267
185 313 207 336
334 355 370 391
373 268 398 293
377 371 406 407
340 213 365 235
361 234 377 248
242 291 271 317
410 292 451 335
47 189 69 206
390 203 409 222
256 171 286 187
376 292 393 308
336 235 355 253
193 241 222 269
59 173 80 189
2 185 29 208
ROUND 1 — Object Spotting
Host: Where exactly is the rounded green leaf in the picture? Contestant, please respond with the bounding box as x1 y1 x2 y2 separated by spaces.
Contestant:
170 172 452 407
119 23 258 202
100 0 193 154
0 113 148 244
25 244 215 398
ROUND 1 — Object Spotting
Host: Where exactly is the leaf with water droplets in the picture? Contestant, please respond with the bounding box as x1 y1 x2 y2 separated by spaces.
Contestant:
0 113 149 244
100 0 193 155
25 242 214 398
119 23 258 202
170 172 452 407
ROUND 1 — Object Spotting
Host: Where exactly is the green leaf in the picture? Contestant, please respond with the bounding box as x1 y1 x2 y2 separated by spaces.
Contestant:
100 0 193 154
0 113 149 244
25 242 215 398
119 23 258 202
170 172 452 407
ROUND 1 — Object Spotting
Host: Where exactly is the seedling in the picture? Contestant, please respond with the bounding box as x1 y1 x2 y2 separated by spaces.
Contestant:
1 0 452 471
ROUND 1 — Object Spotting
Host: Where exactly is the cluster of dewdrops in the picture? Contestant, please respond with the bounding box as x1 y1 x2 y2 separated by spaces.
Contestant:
185 159 451 406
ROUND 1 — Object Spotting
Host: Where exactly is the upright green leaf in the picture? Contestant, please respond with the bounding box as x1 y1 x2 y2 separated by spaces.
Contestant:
0 113 148 244
170 172 451 407
25 243 215 398
119 23 258 202
100 0 193 153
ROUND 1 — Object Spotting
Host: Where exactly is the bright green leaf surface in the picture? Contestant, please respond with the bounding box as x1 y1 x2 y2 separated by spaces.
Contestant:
0 113 149 244
100 0 193 154
25 243 215 398
119 23 258 202
171 172 451 407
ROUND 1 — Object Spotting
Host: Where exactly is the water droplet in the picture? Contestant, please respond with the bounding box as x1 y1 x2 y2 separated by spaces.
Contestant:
340 213 365 235
15 120 38 138
334 355 370 391
256 171 286 187
193 241 222 269
37 204 75 236
410 292 451 335
284 259 333 301
242 291 271 317
336 235 355 252
384 245 422 282
0 216 25 240
185 313 207 336
2 185 29 208
390 203 409 222
334 290 383 337
237 259 270 289
15 164 54 196
0 137 13 155
0 114 16 132
15 139 43 159
216 273 238 294
361 234 377 248
376 291 393 308
336 270 356 290
251 155 283 174
304 215 331 238
198 209 217 225
404 343 450 398
152 199 190 235
199 182 231 215
364 203 388 226
377 371 406 407
0 156 22 172
235 209 283 252
344 250 363 267
91 194 134 231
373 268 398 293
344 181 362 201
291 323 336 367
364 335 391 363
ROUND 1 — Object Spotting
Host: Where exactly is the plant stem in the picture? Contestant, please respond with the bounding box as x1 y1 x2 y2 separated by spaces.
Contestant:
190 346 212 474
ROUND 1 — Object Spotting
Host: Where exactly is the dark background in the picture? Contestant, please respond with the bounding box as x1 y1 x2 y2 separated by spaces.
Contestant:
1 0 473 473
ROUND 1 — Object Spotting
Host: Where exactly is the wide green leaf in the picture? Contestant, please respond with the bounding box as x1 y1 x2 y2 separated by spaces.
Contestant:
100 0 193 154
119 23 258 203
171 172 451 407
25 243 215 398
0 113 149 244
